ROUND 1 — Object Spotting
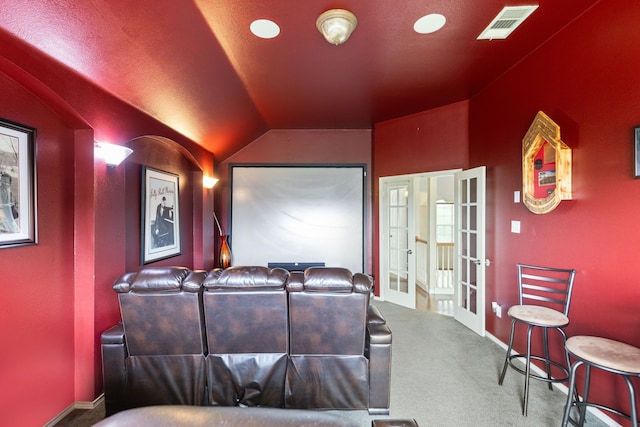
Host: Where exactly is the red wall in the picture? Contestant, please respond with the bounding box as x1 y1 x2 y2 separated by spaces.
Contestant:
470 0 640 420
372 102 469 292
218 129 373 272
0 33 215 425
373 102 469 177
0 73 77 427
372 1 640 421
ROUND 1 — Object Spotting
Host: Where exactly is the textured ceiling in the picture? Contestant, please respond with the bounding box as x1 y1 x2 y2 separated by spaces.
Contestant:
0 0 599 159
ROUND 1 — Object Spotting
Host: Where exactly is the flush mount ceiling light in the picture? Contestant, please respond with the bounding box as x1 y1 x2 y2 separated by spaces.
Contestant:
414 13 446 34
316 9 358 45
250 19 280 39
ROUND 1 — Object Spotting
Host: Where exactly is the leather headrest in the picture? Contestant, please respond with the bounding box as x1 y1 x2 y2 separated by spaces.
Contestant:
113 267 194 293
203 266 289 291
302 267 354 292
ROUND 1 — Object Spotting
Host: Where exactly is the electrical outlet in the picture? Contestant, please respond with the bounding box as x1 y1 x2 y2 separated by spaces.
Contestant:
491 301 502 317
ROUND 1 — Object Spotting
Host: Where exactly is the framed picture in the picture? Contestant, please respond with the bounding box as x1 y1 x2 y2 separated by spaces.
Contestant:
141 167 180 264
538 170 556 186
0 119 36 248
635 127 640 178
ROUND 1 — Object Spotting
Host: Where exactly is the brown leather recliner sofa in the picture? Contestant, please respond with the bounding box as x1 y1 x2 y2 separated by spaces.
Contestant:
101 266 392 417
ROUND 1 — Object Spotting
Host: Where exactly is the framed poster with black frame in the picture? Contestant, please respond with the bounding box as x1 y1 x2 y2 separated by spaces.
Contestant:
141 166 180 264
0 118 36 248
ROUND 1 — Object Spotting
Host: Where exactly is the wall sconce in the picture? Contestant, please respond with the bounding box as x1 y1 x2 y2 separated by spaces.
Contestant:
203 176 219 189
316 9 358 45
94 142 133 167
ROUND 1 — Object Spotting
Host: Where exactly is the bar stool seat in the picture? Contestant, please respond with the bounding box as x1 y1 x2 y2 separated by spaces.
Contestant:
562 336 640 426
508 305 569 327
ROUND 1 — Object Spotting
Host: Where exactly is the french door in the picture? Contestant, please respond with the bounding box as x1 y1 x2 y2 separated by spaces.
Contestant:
380 180 416 309
454 166 488 336
379 167 487 332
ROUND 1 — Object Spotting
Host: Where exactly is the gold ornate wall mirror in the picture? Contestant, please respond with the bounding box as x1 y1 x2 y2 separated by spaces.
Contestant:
522 111 572 214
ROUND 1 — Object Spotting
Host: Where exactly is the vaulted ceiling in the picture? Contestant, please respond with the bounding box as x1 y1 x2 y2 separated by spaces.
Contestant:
0 1 599 160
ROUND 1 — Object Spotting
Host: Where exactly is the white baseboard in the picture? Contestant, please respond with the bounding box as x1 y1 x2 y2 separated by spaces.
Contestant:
44 393 104 427
485 332 620 427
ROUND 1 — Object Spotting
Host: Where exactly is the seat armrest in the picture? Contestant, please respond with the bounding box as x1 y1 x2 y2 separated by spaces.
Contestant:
101 323 125 345
367 305 386 326
367 322 392 345
286 271 305 292
101 323 127 416
183 270 207 292
367 322 391 414
353 273 373 294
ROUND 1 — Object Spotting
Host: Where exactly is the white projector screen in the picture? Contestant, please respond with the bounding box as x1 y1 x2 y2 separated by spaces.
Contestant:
230 165 365 273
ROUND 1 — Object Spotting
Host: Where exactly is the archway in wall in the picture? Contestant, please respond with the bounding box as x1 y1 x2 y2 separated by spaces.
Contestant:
127 135 207 173
123 135 215 271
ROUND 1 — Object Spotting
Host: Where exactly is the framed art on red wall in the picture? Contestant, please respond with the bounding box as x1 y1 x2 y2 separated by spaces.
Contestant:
141 166 181 264
522 111 572 214
0 118 36 248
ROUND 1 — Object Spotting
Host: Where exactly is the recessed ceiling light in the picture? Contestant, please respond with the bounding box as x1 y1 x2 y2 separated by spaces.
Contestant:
250 19 280 39
414 14 446 34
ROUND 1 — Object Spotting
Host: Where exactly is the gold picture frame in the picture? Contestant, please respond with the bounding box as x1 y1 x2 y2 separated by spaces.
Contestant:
522 111 572 214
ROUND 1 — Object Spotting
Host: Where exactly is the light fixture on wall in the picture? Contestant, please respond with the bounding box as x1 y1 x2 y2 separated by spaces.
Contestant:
316 9 358 45
203 176 219 189
94 142 133 167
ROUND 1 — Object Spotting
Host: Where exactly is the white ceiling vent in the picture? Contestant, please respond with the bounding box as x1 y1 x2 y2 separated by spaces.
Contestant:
477 5 538 40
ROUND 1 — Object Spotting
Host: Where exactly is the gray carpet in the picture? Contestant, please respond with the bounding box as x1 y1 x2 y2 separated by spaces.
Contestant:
358 300 609 427
55 300 610 426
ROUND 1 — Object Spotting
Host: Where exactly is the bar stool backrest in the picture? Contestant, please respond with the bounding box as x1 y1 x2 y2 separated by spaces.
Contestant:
517 264 577 316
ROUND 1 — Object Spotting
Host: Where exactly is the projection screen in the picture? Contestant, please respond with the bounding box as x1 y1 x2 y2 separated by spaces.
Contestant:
230 165 365 273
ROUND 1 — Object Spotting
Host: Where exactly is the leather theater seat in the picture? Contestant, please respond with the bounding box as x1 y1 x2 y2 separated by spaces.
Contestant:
201 266 290 407
101 267 208 414
285 267 391 414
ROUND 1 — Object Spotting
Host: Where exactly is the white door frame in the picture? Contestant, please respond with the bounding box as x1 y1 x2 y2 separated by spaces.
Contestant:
379 169 460 308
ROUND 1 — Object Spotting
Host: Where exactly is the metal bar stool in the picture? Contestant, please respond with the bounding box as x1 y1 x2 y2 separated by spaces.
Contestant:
561 336 640 426
498 264 576 415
